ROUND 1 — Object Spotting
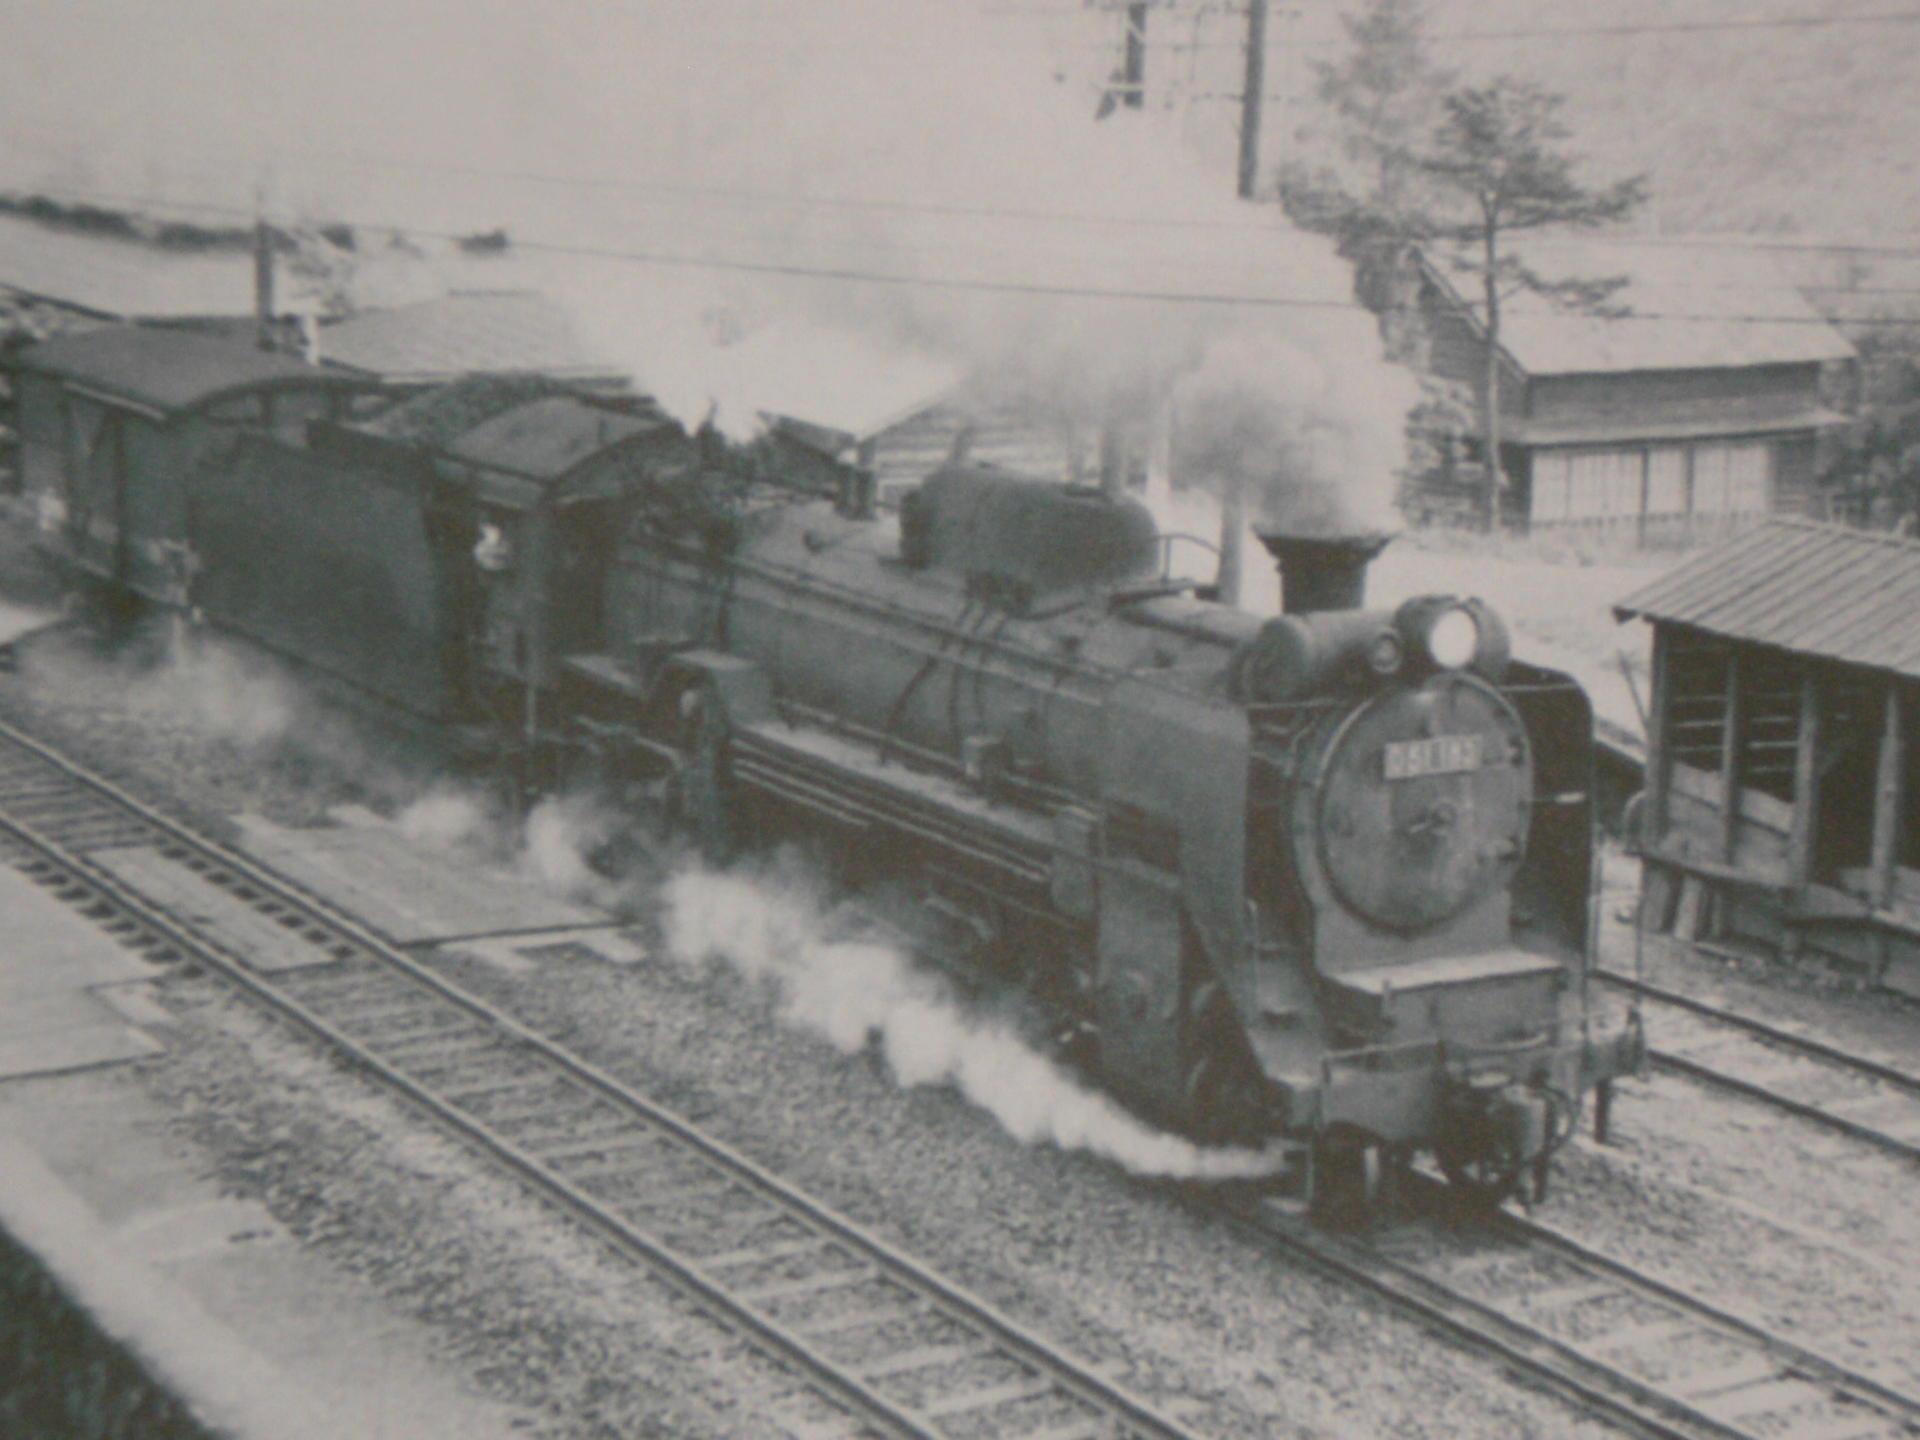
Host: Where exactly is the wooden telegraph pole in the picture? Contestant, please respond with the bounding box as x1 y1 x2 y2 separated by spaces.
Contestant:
1237 0 1268 200
1214 0 1270 601
1122 3 1148 109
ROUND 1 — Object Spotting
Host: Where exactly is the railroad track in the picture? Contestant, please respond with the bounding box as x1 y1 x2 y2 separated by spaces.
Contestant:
12 714 1919 1440
1225 1184 1920 1440
0 719 1203 1440
1599 969 1920 1165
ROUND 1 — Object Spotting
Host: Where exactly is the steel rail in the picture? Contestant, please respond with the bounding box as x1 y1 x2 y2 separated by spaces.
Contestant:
1215 1182 1920 1440
19 710 1912 1438
1215 1195 1712 1440
1598 968 1920 1094
1598 970 1920 1164
0 717 1201 1440
1488 1204 1920 1424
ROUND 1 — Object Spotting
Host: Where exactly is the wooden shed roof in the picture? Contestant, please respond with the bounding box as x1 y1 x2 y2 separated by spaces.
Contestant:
1614 518 1920 679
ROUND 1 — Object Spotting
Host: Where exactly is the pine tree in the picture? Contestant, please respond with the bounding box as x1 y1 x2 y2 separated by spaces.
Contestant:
1415 78 1646 529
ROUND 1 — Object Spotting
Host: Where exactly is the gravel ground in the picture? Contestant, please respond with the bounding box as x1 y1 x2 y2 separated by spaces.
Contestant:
2 509 1913 1438
1523 858 1920 1395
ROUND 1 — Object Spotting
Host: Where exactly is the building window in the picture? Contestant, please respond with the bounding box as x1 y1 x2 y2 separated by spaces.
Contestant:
1531 439 1774 527
1647 447 1687 515
1689 440 1772 515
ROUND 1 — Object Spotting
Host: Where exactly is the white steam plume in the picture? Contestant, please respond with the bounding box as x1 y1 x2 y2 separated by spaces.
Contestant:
663 865 1288 1182
0 1 1418 523
395 786 496 853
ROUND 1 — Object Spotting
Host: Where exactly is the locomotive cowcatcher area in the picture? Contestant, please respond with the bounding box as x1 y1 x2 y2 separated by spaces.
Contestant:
1 334 1919 1438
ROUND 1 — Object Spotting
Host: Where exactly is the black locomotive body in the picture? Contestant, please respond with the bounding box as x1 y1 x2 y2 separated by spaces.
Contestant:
7 333 1641 1208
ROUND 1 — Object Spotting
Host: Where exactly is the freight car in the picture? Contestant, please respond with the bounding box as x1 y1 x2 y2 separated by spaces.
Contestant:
6 327 1641 1214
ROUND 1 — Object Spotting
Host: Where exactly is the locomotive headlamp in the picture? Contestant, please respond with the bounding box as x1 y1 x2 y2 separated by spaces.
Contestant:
1426 605 1480 670
1392 595 1512 681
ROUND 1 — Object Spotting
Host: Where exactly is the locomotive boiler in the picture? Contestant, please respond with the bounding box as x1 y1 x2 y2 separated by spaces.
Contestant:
4 334 1640 1213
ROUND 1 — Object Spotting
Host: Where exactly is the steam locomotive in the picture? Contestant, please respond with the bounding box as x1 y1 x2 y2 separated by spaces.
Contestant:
7 326 1641 1213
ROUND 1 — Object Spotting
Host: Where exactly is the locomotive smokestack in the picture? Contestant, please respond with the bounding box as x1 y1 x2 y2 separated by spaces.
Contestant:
1254 530 1392 614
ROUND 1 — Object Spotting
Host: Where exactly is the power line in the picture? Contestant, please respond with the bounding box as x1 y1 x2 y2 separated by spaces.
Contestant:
1411 7 1920 44
277 147 1303 235
255 149 1920 266
1000 2 1920 45
21 180 1920 325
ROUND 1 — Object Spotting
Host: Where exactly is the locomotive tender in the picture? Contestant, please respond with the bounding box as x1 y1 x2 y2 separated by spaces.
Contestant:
7 326 1641 1210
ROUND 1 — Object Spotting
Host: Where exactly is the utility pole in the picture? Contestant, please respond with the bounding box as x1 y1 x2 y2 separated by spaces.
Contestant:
1237 0 1268 200
253 173 278 353
253 217 277 352
1092 2 1150 488
1217 0 1269 602
1121 3 1147 108
1097 2 1150 117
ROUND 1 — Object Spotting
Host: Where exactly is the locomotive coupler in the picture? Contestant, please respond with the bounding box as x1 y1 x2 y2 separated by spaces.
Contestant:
1435 1070 1568 1207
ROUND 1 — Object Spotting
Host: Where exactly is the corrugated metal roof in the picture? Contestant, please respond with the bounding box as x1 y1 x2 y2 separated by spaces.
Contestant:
8 324 360 415
1614 518 1920 678
1423 235 1856 376
320 291 626 384
0 213 257 319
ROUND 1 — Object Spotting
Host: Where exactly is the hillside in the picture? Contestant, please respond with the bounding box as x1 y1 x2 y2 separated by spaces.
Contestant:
1409 0 1920 240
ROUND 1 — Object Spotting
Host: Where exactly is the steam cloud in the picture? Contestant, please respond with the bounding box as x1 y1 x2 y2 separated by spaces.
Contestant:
1 0 1421 535
400 788 1289 1180
662 863 1288 1182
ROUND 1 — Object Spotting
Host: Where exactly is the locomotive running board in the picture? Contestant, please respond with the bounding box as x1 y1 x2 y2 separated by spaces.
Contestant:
731 722 1055 888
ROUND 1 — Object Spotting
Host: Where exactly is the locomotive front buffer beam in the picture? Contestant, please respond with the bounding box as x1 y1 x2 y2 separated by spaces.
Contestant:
1289 1007 1643 1216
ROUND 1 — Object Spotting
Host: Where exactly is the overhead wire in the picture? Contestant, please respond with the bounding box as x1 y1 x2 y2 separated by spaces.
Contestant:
991 2 1920 45
214 147 1920 270
19 179 1920 324
10 181 1364 313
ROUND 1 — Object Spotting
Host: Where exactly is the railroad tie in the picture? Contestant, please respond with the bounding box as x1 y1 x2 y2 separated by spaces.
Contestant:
1695 1377 1829 1424
790 1300 930 1339
1588 1316 1697 1355
1788 1408 1898 1440
1016 1418 1120 1440
737 1265 878 1306
1666 1355 1778 1400
1523 1279 1616 1314
856 1340 997 1381
698 1234 839 1271
919 1374 1057 1419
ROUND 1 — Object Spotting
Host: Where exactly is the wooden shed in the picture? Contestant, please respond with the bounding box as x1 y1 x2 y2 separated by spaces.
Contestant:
1615 519 1920 994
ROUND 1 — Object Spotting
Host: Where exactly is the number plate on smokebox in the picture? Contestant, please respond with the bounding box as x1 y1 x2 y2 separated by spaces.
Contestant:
1382 734 1482 780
